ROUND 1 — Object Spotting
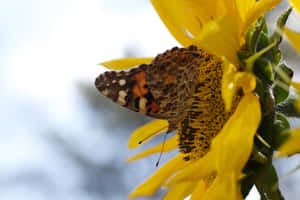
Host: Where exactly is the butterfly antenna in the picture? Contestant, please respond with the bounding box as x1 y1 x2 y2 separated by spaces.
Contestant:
156 132 168 167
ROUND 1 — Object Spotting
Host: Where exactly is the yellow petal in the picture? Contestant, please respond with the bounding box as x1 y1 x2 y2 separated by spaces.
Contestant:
289 0 300 14
222 0 243 26
150 0 195 46
222 58 238 111
293 82 300 92
100 57 153 70
127 134 178 162
277 128 300 157
243 0 282 35
163 181 196 200
129 154 189 198
234 72 256 94
165 94 261 185
222 57 256 111
229 72 256 110
194 16 240 66
128 120 168 149
284 28 300 53
164 150 216 187
190 180 207 200
213 93 261 173
150 0 240 47
236 0 256 22
202 173 243 200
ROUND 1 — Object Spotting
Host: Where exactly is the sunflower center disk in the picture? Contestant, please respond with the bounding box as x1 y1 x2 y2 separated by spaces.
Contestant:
178 50 240 161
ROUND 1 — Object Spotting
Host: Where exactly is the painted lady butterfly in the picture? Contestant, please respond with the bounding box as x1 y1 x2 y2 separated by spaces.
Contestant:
95 45 201 132
95 45 229 160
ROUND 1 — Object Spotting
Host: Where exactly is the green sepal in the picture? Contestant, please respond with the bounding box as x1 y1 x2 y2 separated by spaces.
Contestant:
237 49 250 61
256 87 275 156
273 85 289 104
254 77 265 100
262 19 269 35
240 175 255 198
271 46 282 66
273 112 291 149
270 8 293 65
253 58 274 85
255 162 285 200
241 161 262 198
256 32 272 59
247 17 267 54
273 63 293 104
270 8 292 43
246 24 255 50
277 7 293 29
276 97 300 117
275 112 290 130
275 63 293 83
251 146 268 164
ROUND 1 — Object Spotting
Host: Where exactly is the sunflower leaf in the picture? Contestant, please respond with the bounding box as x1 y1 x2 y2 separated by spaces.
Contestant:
247 16 267 54
257 87 275 156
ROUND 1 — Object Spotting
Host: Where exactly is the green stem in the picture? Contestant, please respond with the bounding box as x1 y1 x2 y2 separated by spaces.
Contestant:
245 41 277 72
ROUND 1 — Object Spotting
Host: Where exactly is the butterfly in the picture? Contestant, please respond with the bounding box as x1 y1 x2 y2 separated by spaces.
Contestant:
95 45 225 159
95 45 203 131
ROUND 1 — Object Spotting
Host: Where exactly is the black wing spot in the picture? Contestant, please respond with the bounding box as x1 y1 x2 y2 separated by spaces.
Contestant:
144 92 155 106
134 97 140 110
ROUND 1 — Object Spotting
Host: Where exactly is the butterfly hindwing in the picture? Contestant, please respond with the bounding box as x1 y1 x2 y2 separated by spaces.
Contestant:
95 45 201 132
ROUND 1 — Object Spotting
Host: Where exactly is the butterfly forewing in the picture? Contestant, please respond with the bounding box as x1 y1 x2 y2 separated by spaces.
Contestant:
95 45 201 132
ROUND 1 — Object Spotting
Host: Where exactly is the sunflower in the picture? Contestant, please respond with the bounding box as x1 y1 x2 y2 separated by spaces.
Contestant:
98 0 299 199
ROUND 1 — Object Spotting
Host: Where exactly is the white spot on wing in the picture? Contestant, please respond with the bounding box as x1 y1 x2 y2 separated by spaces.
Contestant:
139 97 147 114
119 79 126 86
117 90 127 105
102 89 109 96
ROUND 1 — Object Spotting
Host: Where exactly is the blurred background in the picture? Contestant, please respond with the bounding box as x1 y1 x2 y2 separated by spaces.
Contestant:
0 0 300 199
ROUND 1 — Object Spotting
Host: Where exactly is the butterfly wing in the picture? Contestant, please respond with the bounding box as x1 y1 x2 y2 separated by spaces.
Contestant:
95 64 164 117
95 45 201 132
